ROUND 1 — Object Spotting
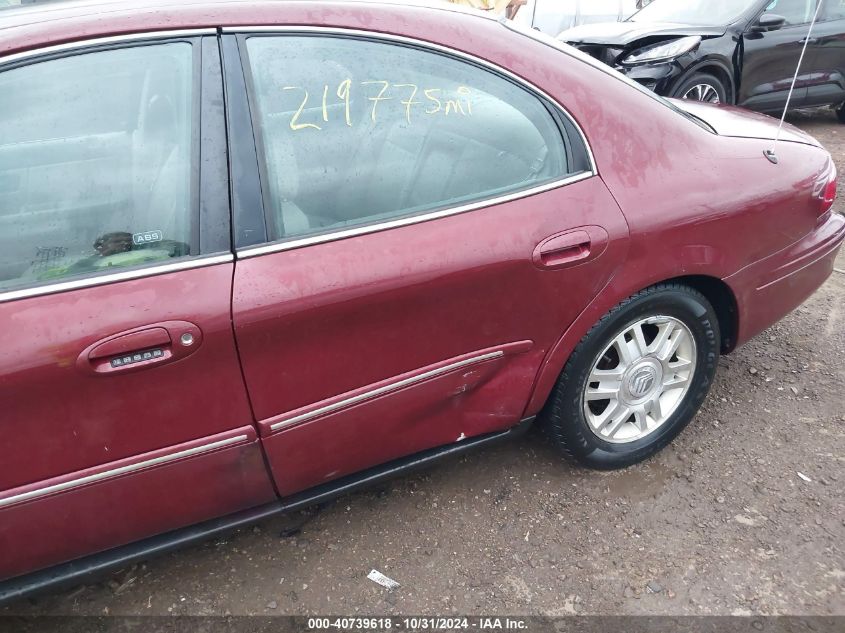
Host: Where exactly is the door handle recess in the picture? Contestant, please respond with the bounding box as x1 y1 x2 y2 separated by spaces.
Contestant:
88 327 171 361
532 226 609 270
537 232 592 267
77 320 203 375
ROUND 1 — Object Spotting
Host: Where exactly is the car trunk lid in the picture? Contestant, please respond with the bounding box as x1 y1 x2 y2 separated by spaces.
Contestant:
671 100 821 147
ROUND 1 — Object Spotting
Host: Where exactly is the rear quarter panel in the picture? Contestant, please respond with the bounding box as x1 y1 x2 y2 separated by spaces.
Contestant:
484 34 831 413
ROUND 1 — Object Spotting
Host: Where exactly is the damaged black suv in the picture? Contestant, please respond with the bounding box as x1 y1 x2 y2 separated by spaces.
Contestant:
560 0 845 120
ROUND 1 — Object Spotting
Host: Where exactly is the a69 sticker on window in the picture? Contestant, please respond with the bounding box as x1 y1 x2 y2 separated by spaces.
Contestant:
132 230 164 246
282 80 475 131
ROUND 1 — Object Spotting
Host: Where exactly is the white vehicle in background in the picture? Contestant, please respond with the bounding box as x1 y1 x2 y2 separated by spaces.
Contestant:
514 0 655 36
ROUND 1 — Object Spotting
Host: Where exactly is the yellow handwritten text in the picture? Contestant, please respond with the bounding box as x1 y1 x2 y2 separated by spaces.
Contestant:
281 80 474 131
361 80 392 123
337 79 352 127
282 86 322 131
394 83 421 124
424 88 442 115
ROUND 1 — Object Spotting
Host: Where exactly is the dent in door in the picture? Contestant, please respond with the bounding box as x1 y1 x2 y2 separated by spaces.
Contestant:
258 341 534 496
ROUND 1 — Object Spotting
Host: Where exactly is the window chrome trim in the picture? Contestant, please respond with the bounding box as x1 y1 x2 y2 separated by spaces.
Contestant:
0 434 249 509
0 254 234 304
238 171 594 259
0 29 217 68
227 25 596 173
269 350 505 432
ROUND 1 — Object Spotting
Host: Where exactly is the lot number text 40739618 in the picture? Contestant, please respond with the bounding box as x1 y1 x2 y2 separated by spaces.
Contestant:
306 617 528 631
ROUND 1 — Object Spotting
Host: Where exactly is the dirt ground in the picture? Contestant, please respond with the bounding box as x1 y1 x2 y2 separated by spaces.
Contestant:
4 110 845 619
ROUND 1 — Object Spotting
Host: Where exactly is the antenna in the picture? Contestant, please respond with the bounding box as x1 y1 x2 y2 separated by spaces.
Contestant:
765 0 825 164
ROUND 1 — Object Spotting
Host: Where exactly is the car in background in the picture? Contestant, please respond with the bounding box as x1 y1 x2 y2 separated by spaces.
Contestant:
560 0 845 120
514 0 655 35
0 0 843 604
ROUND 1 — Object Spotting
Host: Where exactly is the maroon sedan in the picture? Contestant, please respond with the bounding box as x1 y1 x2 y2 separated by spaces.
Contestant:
0 0 843 601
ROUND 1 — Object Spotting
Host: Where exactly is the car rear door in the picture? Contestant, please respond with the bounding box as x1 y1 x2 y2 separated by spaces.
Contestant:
799 0 845 107
224 30 630 496
0 34 276 582
740 0 817 111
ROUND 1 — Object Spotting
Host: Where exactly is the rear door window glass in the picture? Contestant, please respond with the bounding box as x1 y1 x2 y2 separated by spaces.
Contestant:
0 42 196 291
244 35 584 243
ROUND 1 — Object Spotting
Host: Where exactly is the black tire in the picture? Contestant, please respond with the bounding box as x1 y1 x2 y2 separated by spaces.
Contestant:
542 283 720 470
671 73 728 104
836 103 845 124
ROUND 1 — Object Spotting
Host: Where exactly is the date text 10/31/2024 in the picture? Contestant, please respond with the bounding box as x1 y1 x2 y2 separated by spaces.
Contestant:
281 80 476 131
307 617 528 630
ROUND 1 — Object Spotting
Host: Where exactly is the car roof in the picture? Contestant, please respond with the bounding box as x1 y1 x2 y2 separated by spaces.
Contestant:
0 0 488 28
0 0 494 57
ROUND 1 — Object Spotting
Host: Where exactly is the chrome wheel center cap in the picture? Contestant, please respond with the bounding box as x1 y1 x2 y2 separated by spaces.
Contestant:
622 359 663 403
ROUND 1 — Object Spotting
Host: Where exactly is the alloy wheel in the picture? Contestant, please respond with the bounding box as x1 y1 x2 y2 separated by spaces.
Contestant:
582 316 697 444
682 83 721 103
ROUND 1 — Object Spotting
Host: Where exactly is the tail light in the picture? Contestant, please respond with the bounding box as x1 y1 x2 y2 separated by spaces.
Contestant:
816 158 837 215
821 169 837 213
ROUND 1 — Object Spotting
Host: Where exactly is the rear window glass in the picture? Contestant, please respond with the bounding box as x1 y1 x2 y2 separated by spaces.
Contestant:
244 34 585 243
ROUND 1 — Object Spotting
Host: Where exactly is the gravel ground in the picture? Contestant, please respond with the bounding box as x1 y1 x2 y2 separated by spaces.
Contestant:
3 109 845 619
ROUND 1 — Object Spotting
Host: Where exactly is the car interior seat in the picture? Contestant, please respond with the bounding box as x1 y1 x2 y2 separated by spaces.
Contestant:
132 84 190 250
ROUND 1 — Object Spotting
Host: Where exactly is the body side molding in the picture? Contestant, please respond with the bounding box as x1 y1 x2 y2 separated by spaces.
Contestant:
0 418 534 606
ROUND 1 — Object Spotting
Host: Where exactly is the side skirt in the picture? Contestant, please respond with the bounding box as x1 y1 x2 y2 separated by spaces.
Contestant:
0 417 534 606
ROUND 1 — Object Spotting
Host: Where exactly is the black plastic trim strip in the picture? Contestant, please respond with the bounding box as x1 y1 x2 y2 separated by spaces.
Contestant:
219 34 267 249
198 36 231 254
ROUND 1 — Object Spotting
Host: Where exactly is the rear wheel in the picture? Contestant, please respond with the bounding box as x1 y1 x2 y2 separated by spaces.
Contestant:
673 73 727 104
543 284 720 470
836 103 845 124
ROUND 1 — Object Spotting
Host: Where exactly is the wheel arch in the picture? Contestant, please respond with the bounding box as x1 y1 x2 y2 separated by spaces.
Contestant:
523 273 739 418
671 274 738 354
673 59 737 104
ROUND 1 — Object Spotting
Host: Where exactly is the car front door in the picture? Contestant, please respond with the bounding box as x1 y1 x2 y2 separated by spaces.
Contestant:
0 35 276 582
799 0 845 106
739 0 817 112
225 31 630 496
